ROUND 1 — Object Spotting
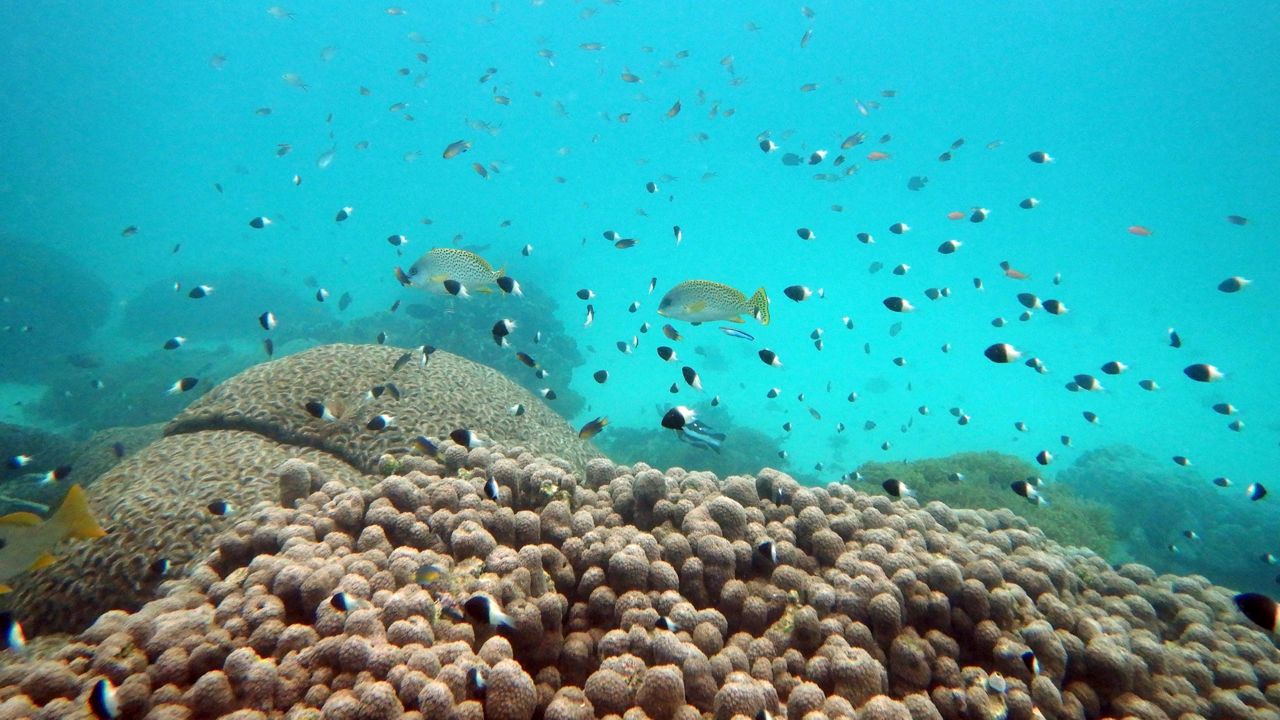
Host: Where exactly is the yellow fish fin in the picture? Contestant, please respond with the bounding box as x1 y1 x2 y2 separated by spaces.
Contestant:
53 484 107 540
0 584 11 594
726 315 746 324
749 287 770 325
0 511 42 527
29 552 58 571
687 300 707 313
474 287 494 295
428 274 449 283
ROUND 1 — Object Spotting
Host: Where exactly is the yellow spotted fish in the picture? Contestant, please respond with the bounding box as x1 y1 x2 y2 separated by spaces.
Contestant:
658 280 770 325
0 484 106 593
396 248 503 295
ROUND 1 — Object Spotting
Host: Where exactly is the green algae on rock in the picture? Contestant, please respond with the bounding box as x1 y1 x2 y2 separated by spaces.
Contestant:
856 451 1116 556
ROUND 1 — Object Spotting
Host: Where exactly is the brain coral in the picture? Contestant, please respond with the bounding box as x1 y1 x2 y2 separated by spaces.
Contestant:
0 440 1277 720
3 344 599 635
166 343 602 473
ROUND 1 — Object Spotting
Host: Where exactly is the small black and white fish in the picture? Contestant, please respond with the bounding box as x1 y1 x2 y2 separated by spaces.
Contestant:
1035 450 1052 466
166 377 199 395
0 612 25 654
1101 360 1128 375
682 366 702 391
508 403 526 416
1019 197 1040 209
882 296 914 312
758 349 782 367
584 304 594 327
366 414 394 431
984 343 1021 364
330 591 357 612
188 285 214 299
491 318 516 346
6 454 31 469
463 593 515 629
335 206 354 222
249 216 272 229
593 370 609 383
662 405 695 430
387 234 409 247
937 239 962 254
576 288 596 300
796 227 815 240
467 666 488 698
783 285 812 302
1042 299 1068 315
207 499 234 516
657 346 678 362
1020 650 1040 676
35 465 72 484
150 557 171 576
1248 483 1268 501
163 336 186 350
654 615 680 632
755 539 778 565
88 678 120 720
450 428 485 449
889 222 910 235
1235 592 1280 633
1010 480 1047 505
1218 276 1250 293
538 388 557 400
882 479 913 498
1168 328 1182 348
1027 150 1053 164
316 288 330 302
304 400 338 422
1073 374 1103 392
442 279 469 298
1183 363 1223 383
483 474 500 501
259 312 277 330
496 276 523 297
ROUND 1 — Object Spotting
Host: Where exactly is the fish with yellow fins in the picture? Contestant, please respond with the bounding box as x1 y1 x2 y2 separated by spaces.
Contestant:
395 248 514 297
0 484 106 593
657 280 770 325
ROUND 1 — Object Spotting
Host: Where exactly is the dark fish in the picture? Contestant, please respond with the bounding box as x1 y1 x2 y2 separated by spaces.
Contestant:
89 678 120 720
207 499 233 516
593 370 609 383
111 442 125 459
166 377 199 395
338 292 352 311
662 406 694 430
1235 592 1279 633
578 416 608 440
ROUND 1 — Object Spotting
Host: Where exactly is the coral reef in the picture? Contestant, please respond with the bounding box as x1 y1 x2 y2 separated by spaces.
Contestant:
3 430 371 634
857 452 1116 556
1058 444 1273 592
167 343 602 474
1 444 1277 719
4 344 598 635
598 422 792 481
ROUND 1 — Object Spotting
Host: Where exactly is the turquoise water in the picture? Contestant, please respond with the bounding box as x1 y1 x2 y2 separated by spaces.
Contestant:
1 3 1277 574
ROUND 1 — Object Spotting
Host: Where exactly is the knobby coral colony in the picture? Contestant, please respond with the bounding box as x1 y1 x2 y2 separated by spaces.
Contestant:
2 440 1280 719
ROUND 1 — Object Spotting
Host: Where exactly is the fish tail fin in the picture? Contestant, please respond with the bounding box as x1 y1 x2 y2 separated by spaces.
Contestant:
750 287 770 325
53 484 106 540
